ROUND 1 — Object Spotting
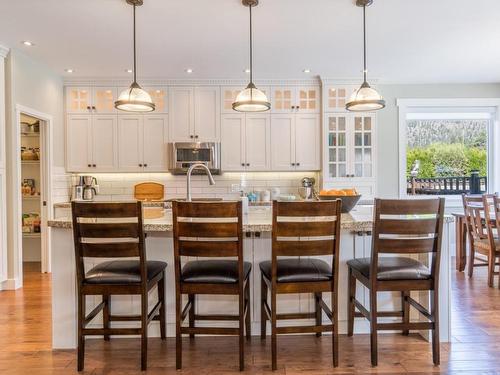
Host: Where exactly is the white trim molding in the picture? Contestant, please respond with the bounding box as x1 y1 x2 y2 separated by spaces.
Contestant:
0 45 9 58
0 45 9 286
397 98 500 198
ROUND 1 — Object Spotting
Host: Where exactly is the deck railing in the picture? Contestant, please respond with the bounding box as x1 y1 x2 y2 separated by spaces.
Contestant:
407 172 487 195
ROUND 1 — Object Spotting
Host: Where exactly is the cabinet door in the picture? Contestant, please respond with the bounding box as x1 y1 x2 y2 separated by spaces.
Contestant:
66 115 92 171
325 114 349 178
295 114 320 170
169 87 194 141
270 115 294 171
352 115 375 179
270 87 295 113
194 87 220 141
92 115 117 171
221 115 245 171
324 85 357 112
93 87 116 113
296 86 320 113
143 115 169 172
145 87 168 113
245 114 271 171
66 87 92 113
118 116 144 172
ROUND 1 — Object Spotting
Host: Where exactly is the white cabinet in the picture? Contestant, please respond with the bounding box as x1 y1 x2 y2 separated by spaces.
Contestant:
323 113 377 197
144 87 168 113
270 86 320 114
323 85 357 112
66 86 117 114
221 86 270 114
118 115 169 172
194 87 220 141
169 86 220 141
66 114 118 172
221 114 270 171
270 114 320 171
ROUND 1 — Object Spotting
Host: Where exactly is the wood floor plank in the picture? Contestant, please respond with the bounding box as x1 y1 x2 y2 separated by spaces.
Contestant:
1 260 500 373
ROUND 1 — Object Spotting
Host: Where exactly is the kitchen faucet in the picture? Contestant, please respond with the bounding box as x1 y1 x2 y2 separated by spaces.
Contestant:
186 163 215 202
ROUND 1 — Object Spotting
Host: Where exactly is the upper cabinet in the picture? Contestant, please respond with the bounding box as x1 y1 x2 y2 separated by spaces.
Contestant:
170 86 220 141
323 84 357 112
144 87 168 113
323 113 376 178
270 86 320 114
221 86 270 114
66 86 117 114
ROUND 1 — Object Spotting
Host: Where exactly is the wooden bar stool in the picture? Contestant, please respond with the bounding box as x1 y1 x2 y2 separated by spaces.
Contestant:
71 201 167 371
172 201 251 371
347 198 445 366
260 200 342 370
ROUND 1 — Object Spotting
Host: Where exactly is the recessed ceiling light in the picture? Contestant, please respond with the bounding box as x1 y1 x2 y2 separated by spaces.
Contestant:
185 68 193 74
303 68 311 74
125 69 133 73
64 68 74 73
244 68 251 74
21 40 34 46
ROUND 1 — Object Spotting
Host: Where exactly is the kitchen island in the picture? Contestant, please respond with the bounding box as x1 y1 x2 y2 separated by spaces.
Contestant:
48 205 453 349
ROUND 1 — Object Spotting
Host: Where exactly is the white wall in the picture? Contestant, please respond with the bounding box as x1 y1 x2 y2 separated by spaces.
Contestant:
376 83 500 198
4 48 63 285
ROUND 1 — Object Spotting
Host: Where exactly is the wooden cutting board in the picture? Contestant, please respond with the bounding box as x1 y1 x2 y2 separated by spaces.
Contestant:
134 182 164 201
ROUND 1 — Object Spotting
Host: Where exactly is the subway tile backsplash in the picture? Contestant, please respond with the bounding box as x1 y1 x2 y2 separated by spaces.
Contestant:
59 171 320 202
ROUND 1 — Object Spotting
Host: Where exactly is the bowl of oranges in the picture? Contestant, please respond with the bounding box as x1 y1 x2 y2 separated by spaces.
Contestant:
318 188 361 213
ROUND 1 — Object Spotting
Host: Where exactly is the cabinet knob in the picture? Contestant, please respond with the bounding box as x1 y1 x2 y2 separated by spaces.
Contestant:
86 106 91 111
296 162 301 166
87 164 91 168
92 106 96 111
291 163 295 166
246 163 250 167
195 135 199 139
190 135 194 139
139 164 143 167
144 163 148 167
291 105 295 110
241 163 245 167
92 164 96 168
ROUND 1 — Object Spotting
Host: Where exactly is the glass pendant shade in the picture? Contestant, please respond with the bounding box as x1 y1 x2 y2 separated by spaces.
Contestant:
346 82 385 112
115 82 155 112
232 83 270 112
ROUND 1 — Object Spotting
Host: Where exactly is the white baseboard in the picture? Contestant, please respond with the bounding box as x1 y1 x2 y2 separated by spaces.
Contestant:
0 277 22 290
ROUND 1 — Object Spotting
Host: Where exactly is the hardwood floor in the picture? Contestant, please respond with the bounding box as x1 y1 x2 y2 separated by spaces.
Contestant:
1 261 500 374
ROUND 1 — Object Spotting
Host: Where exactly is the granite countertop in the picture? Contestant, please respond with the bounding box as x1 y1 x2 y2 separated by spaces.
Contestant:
48 205 454 233
48 206 376 233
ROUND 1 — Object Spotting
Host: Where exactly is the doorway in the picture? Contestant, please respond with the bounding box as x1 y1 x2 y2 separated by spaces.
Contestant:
14 106 53 282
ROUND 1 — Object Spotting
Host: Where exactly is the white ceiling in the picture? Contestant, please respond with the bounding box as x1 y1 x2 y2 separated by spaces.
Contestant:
1 0 499 83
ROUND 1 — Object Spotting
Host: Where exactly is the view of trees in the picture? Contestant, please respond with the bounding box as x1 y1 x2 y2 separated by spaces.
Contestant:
406 120 488 178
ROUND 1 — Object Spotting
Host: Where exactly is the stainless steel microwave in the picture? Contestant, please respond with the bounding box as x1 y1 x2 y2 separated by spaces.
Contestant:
168 142 221 175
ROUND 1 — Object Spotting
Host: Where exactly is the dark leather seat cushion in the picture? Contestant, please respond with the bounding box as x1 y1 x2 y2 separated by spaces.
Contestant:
85 260 167 284
259 258 332 283
181 260 252 284
347 257 431 280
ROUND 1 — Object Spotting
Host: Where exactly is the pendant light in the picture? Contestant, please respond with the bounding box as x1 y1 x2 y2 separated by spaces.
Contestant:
115 0 155 112
232 0 270 112
346 0 385 112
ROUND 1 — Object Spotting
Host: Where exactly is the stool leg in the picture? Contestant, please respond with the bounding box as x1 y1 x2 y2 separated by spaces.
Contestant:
402 291 410 336
77 293 86 371
370 290 378 367
468 244 475 278
188 294 195 339
245 281 251 340
271 285 277 371
103 295 110 341
158 274 166 340
315 292 322 337
239 283 245 371
260 275 267 339
331 289 339 367
176 292 182 370
488 254 495 287
431 290 440 365
141 292 148 371
347 267 355 337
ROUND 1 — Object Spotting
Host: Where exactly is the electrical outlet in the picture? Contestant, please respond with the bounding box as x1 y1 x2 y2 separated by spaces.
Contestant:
231 184 242 193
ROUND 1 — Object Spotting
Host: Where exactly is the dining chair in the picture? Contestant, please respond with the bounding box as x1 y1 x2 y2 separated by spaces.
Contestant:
260 200 342 370
480 194 500 287
462 194 500 286
172 200 251 371
71 201 167 371
347 198 445 366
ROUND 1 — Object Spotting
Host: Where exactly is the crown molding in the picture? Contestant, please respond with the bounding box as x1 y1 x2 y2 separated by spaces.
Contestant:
319 76 380 85
62 77 322 87
0 45 10 59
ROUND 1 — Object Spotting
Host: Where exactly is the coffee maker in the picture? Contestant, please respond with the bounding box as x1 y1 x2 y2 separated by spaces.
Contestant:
72 175 99 201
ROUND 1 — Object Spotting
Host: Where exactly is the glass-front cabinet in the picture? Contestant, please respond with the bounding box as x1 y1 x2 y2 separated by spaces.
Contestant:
270 86 320 114
323 85 357 112
323 113 377 197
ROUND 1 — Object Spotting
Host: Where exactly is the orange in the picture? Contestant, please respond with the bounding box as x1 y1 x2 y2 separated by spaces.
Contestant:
342 188 358 196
